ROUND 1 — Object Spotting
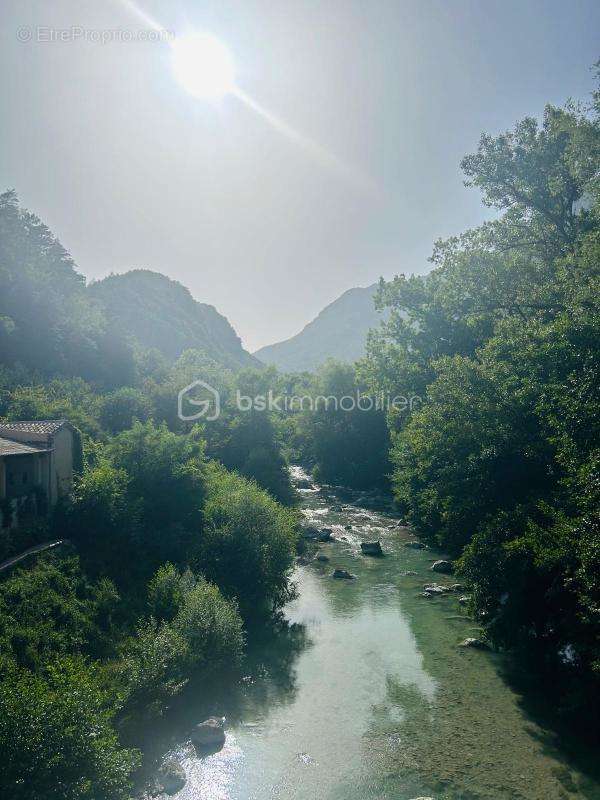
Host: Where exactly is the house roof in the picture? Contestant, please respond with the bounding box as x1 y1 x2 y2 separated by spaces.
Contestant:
0 437 51 457
0 420 68 436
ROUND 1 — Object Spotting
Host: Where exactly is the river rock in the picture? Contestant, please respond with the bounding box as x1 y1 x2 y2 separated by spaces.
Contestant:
296 479 314 489
423 583 450 595
344 524 353 530
158 760 186 795
331 505 344 512
331 568 355 580
458 595 471 606
318 528 333 541
191 716 226 749
316 553 330 562
431 559 454 574
360 541 383 556
301 526 320 540
449 583 465 592
459 637 489 650
404 541 426 549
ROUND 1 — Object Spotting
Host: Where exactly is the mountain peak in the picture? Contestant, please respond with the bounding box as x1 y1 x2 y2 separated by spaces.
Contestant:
254 283 383 372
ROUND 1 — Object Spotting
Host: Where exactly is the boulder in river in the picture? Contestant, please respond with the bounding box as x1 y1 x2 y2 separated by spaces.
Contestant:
158 760 186 795
404 541 426 549
331 505 344 512
301 526 320 540
360 541 383 556
459 637 489 650
191 716 226 749
458 595 471 606
423 583 450 595
431 559 454 574
344 524 353 530
331 568 355 580
318 528 333 541
316 553 330 563
449 583 465 592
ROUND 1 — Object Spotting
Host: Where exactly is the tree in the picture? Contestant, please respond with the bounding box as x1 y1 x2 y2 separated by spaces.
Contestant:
199 465 298 616
0 658 139 800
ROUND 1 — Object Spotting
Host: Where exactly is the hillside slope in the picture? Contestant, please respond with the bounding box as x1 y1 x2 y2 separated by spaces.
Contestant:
254 284 384 372
90 270 258 369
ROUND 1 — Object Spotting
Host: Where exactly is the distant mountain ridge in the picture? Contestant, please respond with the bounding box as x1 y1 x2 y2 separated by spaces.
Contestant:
254 284 384 372
90 270 257 369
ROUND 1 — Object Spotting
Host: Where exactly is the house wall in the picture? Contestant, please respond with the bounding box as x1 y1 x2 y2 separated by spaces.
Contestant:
4 454 38 498
51 427 74 503
1 453 49 528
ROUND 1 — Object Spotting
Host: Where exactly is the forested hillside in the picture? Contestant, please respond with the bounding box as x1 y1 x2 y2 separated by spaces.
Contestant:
90 270 257 369
255 284 385 372
0 191 134 388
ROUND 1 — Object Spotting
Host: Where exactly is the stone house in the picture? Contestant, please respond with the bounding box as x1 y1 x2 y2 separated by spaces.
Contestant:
0 420 78 528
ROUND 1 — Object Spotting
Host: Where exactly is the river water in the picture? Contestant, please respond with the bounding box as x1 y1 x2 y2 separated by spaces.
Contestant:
145 467 600 800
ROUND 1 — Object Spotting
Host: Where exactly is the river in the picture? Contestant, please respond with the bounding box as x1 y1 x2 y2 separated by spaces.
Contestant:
143 466 600 800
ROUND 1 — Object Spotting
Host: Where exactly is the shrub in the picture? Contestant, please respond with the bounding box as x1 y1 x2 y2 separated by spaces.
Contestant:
199 465 298 615
99 387 152 434
121 567 243 711
0 657 139 800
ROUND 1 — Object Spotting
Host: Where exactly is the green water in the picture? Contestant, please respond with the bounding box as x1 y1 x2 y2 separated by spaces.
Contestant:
145 468 600 800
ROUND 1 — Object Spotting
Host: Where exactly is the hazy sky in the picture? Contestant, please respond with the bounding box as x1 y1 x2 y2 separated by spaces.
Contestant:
1 1 599 350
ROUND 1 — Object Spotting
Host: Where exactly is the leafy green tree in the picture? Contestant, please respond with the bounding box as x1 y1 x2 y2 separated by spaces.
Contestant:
0 556 120 669
199 465 298 616
99 387 152 434
122 568 243 711
0 657 139 800
65 421 206 587
296 360 390 489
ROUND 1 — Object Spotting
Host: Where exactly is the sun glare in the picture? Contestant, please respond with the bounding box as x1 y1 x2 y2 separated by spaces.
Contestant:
171 32 236 99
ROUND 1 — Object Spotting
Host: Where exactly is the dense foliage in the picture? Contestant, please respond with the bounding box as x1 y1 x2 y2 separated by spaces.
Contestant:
287 360 391 489
200 465 299 615
361 82 600 727
0 658 140 800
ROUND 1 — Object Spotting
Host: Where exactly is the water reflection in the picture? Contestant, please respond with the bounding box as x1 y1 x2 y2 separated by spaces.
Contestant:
143 469 600 800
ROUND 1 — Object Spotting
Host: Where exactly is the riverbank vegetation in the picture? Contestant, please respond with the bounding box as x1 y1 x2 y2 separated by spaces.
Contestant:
357 75 600 733
0 424 297 798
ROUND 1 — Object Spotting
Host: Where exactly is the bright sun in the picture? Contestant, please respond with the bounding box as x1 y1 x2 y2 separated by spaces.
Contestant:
171 33 236 99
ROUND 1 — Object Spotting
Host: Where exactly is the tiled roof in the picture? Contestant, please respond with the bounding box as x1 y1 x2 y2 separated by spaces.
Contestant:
0 420 67 436
0 437 51 457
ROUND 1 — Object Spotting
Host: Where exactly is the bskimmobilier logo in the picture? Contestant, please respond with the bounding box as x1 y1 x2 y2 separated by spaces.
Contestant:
178 380 221 422
177 378 420 423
